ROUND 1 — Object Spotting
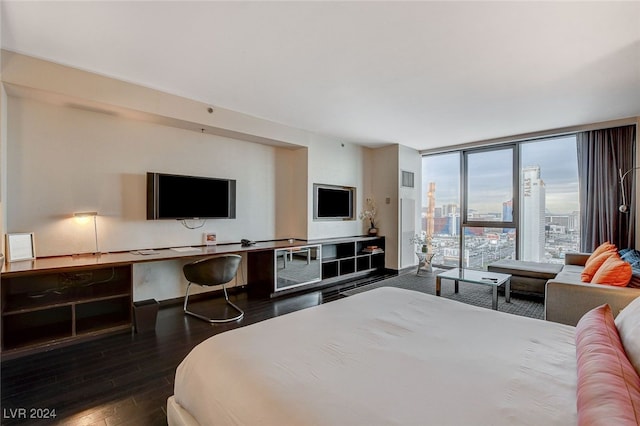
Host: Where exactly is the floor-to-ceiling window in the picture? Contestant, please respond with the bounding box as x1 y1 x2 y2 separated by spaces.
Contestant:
422 152 461 267
520 136 580 263
422 134 580 270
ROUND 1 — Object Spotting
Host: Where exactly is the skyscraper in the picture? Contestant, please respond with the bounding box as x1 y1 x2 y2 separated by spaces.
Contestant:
522 166 546 261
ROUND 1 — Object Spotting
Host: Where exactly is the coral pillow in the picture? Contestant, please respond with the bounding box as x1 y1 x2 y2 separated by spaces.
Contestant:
586 241 617 263
591 255 632 286
581 251 617 282
575 304 640 425
615 296 640 375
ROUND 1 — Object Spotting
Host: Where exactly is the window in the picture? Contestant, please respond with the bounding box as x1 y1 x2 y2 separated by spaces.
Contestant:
422 135 580 270
464 148 515 224
422 152 461 267
520 136 579 263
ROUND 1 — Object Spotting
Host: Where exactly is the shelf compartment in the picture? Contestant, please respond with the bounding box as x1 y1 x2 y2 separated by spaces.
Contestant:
322 261 339 279
2 306 72 350
371 253 386 269
2 266 132 314
335 243 356 259
76 297 132 335
340 258 356 275
356 256 371 271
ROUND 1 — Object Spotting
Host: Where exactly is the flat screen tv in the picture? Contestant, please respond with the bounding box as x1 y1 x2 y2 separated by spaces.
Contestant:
313 183 355 220
147 172 236 220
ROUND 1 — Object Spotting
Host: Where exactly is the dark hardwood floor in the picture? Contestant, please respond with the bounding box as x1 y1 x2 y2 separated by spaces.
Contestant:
1 274 391 426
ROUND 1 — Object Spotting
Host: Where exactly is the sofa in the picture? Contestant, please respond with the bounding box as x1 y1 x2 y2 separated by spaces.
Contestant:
545 251 640 326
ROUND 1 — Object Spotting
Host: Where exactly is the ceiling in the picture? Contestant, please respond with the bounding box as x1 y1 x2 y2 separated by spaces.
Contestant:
2 1 639 151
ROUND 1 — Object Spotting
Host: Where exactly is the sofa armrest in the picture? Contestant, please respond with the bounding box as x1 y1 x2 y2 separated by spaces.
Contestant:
545 280 640 326
564 252 591 267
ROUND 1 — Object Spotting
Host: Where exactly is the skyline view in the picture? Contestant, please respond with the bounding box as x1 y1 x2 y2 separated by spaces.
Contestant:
422 135 579 215
421 135 580 268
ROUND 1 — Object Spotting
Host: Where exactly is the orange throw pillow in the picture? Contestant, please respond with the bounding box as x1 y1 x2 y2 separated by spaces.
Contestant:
581 251 617 282
591 255 632 287
586 242 617 264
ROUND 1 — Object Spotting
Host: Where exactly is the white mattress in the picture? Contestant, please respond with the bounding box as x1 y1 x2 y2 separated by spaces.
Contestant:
173 287 577 425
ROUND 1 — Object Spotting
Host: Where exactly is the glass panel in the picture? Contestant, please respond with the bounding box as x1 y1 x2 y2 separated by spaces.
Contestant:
520 136 580 263
462 226 516 270
274 245 322 291
466 149 513 222
422 152 461 267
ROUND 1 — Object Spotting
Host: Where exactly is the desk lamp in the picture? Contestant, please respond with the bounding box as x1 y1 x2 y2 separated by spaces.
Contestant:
74 211 100 255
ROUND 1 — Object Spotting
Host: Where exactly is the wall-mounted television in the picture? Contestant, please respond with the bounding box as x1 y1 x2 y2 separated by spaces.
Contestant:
313 183 355 220
147 172 236 220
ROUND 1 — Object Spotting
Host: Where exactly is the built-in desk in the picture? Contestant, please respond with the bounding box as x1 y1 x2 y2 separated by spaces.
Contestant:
1 236 385 359
0 240 309 359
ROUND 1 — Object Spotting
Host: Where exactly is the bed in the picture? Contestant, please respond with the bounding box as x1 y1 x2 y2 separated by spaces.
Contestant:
168 287 580 425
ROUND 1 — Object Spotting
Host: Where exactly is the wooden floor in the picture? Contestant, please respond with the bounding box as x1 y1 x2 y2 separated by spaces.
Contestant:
1 275 389 426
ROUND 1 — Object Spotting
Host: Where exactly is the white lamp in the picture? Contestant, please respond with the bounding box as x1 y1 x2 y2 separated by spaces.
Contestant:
73 211 100 255
618 168 640 213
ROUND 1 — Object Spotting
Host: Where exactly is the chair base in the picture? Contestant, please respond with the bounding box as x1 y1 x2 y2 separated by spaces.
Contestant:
183 282 244 323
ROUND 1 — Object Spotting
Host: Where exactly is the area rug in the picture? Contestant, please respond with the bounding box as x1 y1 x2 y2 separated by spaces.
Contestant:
341 270 544 320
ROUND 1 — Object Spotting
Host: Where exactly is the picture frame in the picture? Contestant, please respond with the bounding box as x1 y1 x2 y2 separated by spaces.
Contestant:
6 232 36 262
203 232 217 246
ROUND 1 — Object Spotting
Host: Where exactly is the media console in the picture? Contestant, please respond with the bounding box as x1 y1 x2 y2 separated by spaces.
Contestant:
248 236 386 297
0 236 385 358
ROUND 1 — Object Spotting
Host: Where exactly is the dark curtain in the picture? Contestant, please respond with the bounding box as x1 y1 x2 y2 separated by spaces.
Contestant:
577 125 636 251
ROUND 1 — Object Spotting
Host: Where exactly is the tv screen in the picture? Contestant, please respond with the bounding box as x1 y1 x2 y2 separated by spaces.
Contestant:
147 172 236 219
314 184 355 220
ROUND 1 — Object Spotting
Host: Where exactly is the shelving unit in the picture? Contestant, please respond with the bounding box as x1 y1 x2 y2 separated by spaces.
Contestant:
320 236 385 283
1 264 133 359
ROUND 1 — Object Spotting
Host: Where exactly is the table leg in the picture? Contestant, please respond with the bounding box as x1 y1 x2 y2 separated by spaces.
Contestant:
454 280 459 294
436 276 441 296
505 278 511 303
492 285 498 310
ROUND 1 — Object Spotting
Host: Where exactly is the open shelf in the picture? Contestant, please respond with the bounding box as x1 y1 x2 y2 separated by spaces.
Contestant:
2 306 73 351
1 265 133 357
320 236 385 282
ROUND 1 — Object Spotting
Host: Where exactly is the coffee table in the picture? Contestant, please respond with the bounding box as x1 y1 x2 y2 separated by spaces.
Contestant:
435 268 511 310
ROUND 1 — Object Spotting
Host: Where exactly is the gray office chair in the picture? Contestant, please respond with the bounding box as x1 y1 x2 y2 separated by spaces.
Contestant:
183 254 244 323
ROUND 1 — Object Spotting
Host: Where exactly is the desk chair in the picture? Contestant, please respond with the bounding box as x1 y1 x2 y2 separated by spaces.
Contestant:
183 254 244 323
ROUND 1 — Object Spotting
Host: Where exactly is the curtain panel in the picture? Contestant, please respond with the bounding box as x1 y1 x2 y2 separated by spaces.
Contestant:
577 125 636 251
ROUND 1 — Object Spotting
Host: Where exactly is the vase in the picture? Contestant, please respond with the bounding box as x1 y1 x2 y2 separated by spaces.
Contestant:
368 227 378 236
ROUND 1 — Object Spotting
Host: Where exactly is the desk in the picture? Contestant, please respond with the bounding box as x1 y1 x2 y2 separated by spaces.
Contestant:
0 240 308 359
0 240 308 276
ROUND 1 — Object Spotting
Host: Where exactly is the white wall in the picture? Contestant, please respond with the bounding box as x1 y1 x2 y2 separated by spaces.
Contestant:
307 135 366 240
6 97 281 256
399 144 422 268
370 145 399 269
275 147 308 240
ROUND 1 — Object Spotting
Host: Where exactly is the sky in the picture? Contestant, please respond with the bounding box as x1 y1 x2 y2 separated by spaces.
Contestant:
422 135 579 214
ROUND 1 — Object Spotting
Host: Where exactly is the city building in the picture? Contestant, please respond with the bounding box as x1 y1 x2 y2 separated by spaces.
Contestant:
521 166 546 262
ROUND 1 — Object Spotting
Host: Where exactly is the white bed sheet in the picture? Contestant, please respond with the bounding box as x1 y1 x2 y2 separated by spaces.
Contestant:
173 287 577 425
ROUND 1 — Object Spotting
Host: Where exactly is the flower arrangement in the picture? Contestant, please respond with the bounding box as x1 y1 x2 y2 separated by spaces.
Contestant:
410 232 433 253
359 197 378 229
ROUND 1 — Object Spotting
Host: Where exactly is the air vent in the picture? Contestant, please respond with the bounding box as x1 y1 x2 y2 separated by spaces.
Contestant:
401 171 415 188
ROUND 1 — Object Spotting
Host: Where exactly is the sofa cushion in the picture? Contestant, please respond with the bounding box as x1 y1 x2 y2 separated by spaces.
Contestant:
615 296 640 375
592 255 632 287
487 259 562 279
587 241 617 263
581 251 617 282
555 269 585 285
575 304 640 425
562 264 585 274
